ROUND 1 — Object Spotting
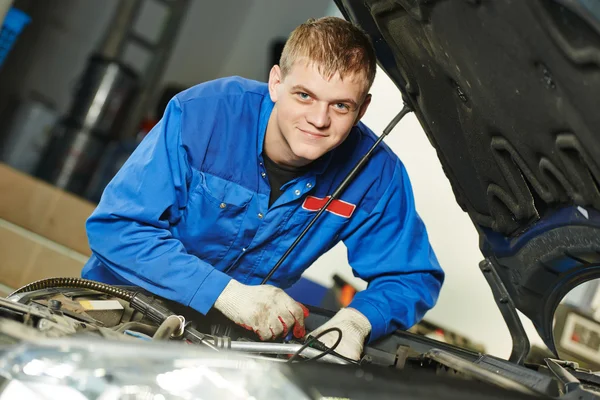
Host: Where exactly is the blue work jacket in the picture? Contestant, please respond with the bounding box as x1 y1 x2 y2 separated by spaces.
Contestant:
82 76 444 342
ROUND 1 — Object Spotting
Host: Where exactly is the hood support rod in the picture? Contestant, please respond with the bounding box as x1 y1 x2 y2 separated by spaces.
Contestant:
480 258 531 365
262 105 412 284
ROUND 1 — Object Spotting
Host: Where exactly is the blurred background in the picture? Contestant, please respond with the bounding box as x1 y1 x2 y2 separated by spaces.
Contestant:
2 0 600 368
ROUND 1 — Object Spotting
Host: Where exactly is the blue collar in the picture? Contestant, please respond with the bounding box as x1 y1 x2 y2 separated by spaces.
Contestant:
257 95 274 159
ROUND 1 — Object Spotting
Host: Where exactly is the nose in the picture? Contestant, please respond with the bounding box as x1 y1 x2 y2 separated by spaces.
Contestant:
306 102 330 129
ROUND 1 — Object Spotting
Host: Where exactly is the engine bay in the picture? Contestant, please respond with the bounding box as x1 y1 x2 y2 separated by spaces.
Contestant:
0 278 387 366
2 278 600 399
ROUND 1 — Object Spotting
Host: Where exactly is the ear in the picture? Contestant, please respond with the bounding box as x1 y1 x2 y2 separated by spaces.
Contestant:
268 65 283 103
354 93 372 125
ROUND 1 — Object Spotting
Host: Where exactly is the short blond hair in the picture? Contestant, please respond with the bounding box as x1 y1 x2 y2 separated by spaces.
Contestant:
280 17 377 93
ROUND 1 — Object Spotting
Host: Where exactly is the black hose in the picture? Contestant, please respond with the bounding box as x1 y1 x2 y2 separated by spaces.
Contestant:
8 277 134 302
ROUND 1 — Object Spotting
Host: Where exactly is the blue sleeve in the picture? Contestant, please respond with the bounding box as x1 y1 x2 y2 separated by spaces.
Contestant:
86 97 231 314
342 161 444 342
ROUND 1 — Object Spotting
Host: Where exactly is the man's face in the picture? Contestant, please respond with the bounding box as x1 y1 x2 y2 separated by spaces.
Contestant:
266 60 371 167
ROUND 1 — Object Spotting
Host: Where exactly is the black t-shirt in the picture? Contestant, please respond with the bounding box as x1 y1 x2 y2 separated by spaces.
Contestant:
263 154 310 207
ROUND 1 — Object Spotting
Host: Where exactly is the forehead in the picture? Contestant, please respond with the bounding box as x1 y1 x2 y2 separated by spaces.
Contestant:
284 60 369 102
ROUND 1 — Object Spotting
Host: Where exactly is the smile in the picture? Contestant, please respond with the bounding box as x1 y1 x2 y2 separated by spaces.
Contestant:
299 128 328 139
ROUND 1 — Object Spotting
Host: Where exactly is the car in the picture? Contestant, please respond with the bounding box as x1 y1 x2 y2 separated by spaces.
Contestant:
1 0 599 398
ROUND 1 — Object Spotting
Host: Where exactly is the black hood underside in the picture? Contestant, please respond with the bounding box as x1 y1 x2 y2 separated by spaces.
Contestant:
335 0 600 354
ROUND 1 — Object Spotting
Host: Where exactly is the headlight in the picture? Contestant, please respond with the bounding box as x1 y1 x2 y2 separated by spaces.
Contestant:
0 338 311 399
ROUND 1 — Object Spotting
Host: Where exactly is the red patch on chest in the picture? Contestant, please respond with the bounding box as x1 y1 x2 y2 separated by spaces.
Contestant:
302 196 356 218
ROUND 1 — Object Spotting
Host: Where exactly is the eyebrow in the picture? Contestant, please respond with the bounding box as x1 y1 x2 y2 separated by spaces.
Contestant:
291 85 359 109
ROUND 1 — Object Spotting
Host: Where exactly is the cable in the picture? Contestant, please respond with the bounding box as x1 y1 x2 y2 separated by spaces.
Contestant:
287 327 340 363
307 337 361 365
299 330 343 363
287 327 358 364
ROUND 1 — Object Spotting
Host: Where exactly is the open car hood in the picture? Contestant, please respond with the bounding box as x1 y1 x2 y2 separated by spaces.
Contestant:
335 0 600 354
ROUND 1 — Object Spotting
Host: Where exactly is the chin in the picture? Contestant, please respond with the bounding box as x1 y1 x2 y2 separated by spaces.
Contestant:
290 144 327 163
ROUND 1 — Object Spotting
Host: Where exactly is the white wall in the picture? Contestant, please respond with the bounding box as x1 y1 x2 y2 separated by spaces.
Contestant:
216 0 329 82
161 0 330 87
159 0 254 86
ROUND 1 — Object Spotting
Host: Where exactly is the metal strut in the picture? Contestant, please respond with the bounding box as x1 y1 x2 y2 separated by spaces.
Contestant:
262 105 412 284
479 258 530 364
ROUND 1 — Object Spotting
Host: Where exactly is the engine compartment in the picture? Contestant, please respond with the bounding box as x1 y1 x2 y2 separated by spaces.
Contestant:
1 278 599 399
0 280 387 366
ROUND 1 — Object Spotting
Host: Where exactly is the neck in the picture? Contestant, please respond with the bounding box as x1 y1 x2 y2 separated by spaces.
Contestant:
264 106 311 168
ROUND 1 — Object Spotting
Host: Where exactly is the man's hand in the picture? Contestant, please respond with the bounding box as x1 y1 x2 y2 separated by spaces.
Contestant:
309 308 371 360
214 280 307 340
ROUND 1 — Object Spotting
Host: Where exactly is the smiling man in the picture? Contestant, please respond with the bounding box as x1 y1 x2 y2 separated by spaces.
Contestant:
82 17 444 360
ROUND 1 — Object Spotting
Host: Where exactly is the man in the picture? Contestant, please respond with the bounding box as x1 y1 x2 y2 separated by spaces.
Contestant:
82 16 444 360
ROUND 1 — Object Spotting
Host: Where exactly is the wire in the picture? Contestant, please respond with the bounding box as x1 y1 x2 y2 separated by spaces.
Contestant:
300 331 343 363
308 341 361 365
287 327 358 364
287 327 340 363
287 327 341 363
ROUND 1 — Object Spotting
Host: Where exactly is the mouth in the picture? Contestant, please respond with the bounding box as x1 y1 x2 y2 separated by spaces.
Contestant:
298 128 328 139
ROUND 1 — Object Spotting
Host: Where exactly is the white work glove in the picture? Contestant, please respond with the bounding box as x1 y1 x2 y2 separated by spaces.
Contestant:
214 280 308 341
309 307 371 361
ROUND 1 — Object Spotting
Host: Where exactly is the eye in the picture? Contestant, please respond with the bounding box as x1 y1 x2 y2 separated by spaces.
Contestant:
334 103 350 111
297 92 310 100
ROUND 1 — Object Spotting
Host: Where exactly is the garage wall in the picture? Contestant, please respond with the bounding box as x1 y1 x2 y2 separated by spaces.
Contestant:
2 0 331 118
161 0 330 87
3 0 119 115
